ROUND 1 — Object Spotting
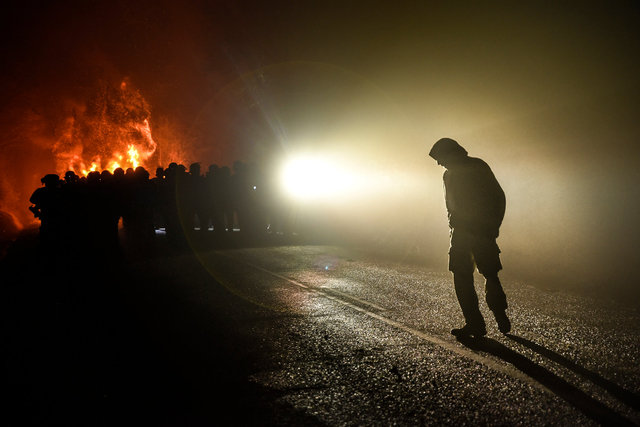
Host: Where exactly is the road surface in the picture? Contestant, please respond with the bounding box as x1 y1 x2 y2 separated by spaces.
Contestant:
2 232 639 425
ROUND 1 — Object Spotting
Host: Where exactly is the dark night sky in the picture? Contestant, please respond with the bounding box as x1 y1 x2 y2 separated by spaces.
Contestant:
1 0 639 295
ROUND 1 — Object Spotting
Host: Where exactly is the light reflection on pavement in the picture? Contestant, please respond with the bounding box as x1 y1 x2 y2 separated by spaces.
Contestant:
189 245 640 425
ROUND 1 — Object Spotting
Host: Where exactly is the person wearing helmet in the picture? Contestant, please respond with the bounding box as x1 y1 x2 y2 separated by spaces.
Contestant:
429 138 511 337
29 174 63 252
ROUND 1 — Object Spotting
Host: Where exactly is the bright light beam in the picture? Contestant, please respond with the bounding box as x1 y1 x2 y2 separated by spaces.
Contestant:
281 155 356 201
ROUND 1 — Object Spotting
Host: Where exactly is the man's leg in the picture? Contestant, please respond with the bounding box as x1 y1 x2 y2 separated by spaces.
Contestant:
452 270 486 336
473 235 511 334
484 274 511 333
449 230 486 337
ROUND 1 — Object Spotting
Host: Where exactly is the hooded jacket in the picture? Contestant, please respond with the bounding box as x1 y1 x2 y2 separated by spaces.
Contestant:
443 156 505 238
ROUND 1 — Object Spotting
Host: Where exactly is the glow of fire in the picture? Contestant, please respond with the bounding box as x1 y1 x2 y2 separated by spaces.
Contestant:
72 146 144 177
108 161 121 171
56 81 159 178
128 145 140 170
81 162 99 176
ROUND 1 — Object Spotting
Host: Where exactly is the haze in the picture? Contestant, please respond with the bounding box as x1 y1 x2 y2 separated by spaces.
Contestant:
1 1 639 299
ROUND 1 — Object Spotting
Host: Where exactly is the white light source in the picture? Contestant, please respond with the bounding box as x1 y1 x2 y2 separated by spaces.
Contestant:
281 155 355 200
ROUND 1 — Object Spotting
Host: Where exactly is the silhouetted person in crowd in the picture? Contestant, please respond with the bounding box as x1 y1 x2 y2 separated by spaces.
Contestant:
186 162 206 231
154 166 164 181
151 166 166 230
29 156 289 257
232 160 265 235
218 166 234 231
112 167 127 222
126 167 156 250
85 171 106 252
246 161 269 235
230 161 246 232
64 170 79 185
204 164 223 233
429 137 511 337
30 174 63 253
60 170 83 252
95 170 120 255
162 162 188 246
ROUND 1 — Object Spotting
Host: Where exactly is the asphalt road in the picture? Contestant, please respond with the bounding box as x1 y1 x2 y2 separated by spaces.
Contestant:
2 231 639 425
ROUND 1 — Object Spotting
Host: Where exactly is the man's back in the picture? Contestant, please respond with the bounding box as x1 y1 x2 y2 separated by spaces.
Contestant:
443 156 505 238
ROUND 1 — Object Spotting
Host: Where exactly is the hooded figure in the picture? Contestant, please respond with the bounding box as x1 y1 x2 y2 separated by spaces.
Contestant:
429 138 510 337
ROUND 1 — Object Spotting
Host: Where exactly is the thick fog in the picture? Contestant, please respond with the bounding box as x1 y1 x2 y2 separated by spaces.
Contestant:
1 1 639 298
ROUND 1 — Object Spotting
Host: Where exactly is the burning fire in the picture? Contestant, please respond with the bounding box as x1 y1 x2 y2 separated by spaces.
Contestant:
0 77 194 233
54 79 158 177
128 144 140 169
76 144 141 176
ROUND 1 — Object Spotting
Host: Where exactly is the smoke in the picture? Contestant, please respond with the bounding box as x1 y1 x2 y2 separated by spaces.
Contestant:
0 1 206 228
0 75 192 229
51 79 158 173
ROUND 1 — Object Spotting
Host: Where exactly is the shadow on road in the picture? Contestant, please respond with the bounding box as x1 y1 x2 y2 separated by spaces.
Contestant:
456 335 635 426
506 334 640 412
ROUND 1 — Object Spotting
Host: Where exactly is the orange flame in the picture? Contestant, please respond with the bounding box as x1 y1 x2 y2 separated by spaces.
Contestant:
128 145 140 170
74 146 145 177
81 162 100 176
54 79 158 178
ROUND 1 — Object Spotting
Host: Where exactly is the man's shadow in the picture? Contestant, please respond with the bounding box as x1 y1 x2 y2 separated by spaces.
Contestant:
455 334 639 426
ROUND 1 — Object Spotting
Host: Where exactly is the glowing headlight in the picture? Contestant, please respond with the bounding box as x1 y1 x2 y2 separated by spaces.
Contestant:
281 155 355 200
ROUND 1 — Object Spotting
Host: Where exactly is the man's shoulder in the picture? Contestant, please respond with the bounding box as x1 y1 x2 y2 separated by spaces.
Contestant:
467 156 489 167
30 187 46 197
465 156 494 173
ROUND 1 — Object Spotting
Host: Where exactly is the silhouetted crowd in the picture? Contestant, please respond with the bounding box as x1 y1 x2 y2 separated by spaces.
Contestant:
29 161 294 257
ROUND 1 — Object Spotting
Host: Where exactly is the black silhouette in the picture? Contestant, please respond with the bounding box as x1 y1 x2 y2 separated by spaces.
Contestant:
203 164 220 232
29 174 63 254
429 137 510 337
162 162 188 247
151 166 166 231
126 166 156 251
184 162 206 232
218 165 235 232
26 158 310 263
60 170 83 253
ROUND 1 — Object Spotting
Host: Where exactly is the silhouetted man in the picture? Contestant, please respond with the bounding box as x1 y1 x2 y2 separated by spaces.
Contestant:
29 174 63 252
429 138 510 337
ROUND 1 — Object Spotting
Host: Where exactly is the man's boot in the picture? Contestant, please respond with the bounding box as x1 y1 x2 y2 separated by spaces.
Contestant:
493 309 511 334
453 271 487 337
451 321 487 338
